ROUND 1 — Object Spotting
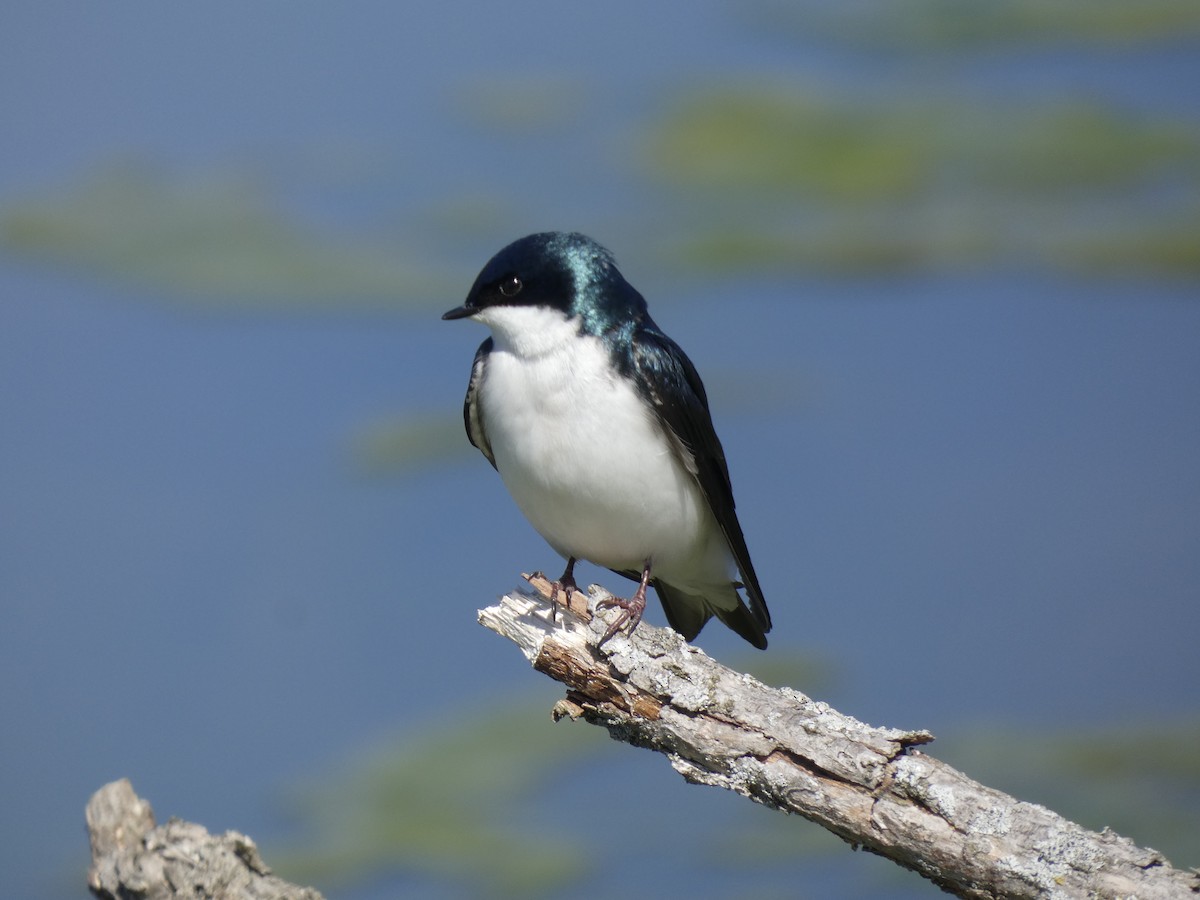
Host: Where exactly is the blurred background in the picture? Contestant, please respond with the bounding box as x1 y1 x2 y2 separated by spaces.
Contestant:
2 2 1199 897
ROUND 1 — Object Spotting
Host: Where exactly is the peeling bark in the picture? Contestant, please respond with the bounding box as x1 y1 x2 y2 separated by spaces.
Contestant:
478 575 1200 900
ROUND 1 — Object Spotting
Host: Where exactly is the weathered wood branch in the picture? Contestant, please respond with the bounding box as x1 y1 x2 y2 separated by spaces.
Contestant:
480 575 1200 900
86 778 323 900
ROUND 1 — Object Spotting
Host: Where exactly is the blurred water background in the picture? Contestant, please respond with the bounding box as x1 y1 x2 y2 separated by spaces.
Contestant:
2 2 1199 897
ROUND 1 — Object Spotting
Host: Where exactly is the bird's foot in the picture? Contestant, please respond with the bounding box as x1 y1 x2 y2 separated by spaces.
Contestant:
596 564 651 645
541 558 578 622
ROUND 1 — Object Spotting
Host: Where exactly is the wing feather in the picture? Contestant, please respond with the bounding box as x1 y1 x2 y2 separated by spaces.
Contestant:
463 337 496 469
630 326 772 638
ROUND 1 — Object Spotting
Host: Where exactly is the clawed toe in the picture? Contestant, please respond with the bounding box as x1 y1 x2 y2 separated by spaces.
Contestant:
549 575 577 607
597 563 652 646
545 558 578 623
597 595 646 644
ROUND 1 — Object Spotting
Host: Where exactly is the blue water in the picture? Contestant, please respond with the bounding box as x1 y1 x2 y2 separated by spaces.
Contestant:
2 3 1198 898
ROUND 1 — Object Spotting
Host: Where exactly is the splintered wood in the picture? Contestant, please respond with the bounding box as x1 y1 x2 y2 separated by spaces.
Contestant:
479 579 1200 900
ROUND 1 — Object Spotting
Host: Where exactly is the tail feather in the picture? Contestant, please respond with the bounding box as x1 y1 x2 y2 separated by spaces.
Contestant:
653 580 768 650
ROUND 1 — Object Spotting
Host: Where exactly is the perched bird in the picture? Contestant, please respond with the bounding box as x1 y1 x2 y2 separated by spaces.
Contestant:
443 232 772 649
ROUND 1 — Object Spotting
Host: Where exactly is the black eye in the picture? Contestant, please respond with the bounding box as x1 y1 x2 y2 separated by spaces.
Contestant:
498 274 523 297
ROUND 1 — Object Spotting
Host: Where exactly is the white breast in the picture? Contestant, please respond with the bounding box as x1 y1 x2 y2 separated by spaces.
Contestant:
474 305 729 586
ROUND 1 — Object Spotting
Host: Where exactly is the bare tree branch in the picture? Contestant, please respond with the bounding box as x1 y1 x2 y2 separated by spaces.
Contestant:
86 779 323 900
479 575 1200 900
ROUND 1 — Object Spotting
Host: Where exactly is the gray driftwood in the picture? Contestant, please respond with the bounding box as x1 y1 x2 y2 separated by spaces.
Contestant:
86 778 323 900
479 575 1200 900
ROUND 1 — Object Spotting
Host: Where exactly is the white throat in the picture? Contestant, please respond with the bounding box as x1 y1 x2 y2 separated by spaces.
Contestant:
474 305 582 359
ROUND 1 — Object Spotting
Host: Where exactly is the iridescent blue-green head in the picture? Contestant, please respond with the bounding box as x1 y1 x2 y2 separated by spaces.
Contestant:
442 232 649 337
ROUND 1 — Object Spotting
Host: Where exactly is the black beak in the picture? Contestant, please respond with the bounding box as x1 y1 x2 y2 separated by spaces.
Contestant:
441 304 475 321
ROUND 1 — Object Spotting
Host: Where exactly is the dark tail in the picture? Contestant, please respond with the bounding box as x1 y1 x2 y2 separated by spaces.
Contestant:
654 580 768 650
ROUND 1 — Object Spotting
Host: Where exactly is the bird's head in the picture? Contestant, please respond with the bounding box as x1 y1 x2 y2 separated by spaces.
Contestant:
443 232 648 340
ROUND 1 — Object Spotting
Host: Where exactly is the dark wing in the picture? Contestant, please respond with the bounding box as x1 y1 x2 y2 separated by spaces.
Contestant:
463 337 496 469
630 326 772 638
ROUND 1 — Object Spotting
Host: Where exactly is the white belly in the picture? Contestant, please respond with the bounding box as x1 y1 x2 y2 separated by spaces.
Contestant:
478 323 728 585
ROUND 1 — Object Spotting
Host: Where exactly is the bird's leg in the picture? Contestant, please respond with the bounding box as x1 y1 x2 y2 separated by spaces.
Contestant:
597 561 651 645
545 557 578 621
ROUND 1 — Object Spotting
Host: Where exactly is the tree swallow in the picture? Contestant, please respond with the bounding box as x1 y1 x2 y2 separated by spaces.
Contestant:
443 232 772 649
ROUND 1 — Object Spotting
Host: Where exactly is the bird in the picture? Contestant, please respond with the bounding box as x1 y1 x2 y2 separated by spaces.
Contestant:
443 232 772 649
